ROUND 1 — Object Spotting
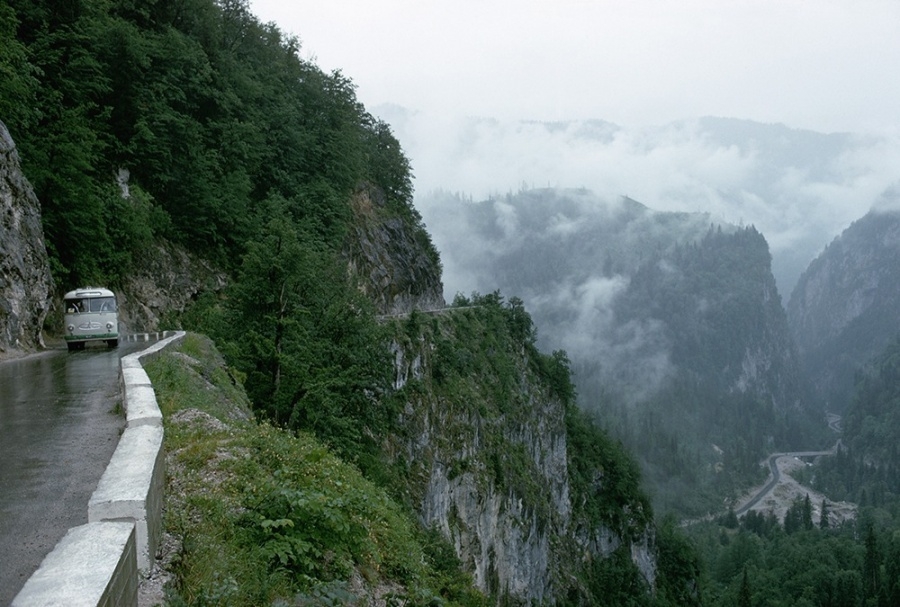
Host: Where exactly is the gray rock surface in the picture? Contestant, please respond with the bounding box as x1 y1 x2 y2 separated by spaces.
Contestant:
344 186 444 315
0 120 52 353
787 209 900 411
118 242 227 333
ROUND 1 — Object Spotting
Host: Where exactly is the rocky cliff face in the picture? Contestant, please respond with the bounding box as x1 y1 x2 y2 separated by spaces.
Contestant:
344 186 444 315
787 209 900 411
388 307 656 604
117 241 227 333
0 120 52 354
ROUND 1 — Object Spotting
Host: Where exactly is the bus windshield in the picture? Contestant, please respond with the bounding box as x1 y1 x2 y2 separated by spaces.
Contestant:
65 297 117 313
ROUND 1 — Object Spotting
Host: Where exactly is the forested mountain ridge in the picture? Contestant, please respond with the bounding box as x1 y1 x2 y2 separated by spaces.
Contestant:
0 1 702 604
1 0 438 296
787 207 900 413
422 188 817 515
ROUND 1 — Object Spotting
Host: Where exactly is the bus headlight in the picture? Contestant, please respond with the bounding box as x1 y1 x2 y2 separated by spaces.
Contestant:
106 322 113 330
67 324 74 333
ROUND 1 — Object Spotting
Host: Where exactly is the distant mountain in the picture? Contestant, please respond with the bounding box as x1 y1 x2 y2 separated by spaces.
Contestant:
843 336 900 464
422 187 814 515
382 106 899 298
787 208 900 412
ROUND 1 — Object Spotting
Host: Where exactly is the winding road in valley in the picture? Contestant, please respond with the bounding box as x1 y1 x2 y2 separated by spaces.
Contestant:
734 447 837 516
680 414 848 526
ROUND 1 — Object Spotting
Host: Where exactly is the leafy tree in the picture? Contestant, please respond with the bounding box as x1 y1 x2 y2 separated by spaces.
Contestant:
221 198 391 461
0 4 39 134
655 517 703 606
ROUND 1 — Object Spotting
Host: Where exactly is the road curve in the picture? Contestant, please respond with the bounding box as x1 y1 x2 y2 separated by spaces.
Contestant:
734 447 836 517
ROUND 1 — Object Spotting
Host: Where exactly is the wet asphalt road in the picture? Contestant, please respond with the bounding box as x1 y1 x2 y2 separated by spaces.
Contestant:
0 341 147 604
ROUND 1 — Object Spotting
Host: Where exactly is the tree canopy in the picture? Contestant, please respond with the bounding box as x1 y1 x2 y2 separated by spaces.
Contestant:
2 0 423 287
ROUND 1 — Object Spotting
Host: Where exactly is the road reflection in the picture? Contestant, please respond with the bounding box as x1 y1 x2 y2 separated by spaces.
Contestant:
0 340 148 604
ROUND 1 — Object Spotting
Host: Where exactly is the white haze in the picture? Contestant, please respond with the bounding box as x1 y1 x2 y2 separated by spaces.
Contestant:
247 0 900 300
376 107 900 300
251 1 900 136
247 0 900 387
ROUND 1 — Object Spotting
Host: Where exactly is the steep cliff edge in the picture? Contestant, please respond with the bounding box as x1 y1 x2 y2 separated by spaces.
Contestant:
787 208 900 412
0 120 52 354
386 299 663 604
344 186 444 315
417 187 812 515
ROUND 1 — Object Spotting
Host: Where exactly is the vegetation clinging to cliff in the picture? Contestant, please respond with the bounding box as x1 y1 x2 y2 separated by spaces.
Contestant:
145 333 487 605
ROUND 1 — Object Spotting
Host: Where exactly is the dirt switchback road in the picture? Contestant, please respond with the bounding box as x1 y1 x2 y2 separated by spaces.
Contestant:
0 341 146 604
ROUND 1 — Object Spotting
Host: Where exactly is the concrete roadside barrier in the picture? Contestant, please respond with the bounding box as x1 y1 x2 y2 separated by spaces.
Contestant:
13 331 185 606
11 522 137 607
88 424 165 572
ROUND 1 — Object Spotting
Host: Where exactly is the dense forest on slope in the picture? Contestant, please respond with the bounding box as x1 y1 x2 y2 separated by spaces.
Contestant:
1 0 433 289
0 0 706 603
788 209 900 414
802 337 900 512
686 506 900 607
665 322 900 607
603 225 821 514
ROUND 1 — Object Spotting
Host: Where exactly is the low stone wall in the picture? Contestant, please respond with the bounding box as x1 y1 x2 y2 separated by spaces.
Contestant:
13 331 184 607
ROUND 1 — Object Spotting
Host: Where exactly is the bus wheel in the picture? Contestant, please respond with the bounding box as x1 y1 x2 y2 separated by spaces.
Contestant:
66 342 77 352
107 339 119 348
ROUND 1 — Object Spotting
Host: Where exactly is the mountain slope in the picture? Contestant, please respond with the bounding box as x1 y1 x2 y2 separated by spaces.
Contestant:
422 188 813 514
787 208 900 412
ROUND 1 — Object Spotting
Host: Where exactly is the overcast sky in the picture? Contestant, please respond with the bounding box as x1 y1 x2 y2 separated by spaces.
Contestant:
250 1 900 302
250 0 900 135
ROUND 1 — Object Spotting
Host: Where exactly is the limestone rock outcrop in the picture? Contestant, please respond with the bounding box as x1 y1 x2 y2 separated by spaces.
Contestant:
0 120 52 353
118 242 227 333
344 186 444 315
390 314 657 604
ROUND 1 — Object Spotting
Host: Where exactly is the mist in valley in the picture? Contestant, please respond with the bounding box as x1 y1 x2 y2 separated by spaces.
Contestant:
378 108 900 301
370 108 900 518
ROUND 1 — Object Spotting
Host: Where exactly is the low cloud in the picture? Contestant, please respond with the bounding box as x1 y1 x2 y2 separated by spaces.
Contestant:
378 106 900 299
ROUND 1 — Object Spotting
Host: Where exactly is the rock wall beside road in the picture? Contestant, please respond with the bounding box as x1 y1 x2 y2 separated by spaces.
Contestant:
0 119 52 354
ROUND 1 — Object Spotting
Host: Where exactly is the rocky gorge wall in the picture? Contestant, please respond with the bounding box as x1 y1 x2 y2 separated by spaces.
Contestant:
388 309 657 604
0 120 52 355
787 209 900 411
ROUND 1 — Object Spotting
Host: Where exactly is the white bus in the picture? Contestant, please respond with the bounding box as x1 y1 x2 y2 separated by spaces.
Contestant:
63 287 119 351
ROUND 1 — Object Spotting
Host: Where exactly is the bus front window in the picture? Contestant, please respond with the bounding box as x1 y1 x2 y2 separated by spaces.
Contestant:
89 297 117 313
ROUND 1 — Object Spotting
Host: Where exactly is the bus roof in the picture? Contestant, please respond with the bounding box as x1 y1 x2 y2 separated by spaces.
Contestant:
63 287 116 299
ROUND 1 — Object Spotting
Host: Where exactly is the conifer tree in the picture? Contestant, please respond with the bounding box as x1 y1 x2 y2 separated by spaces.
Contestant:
820 499 830 529
738 568 752 607
863 523 880 601
802 493 814 530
